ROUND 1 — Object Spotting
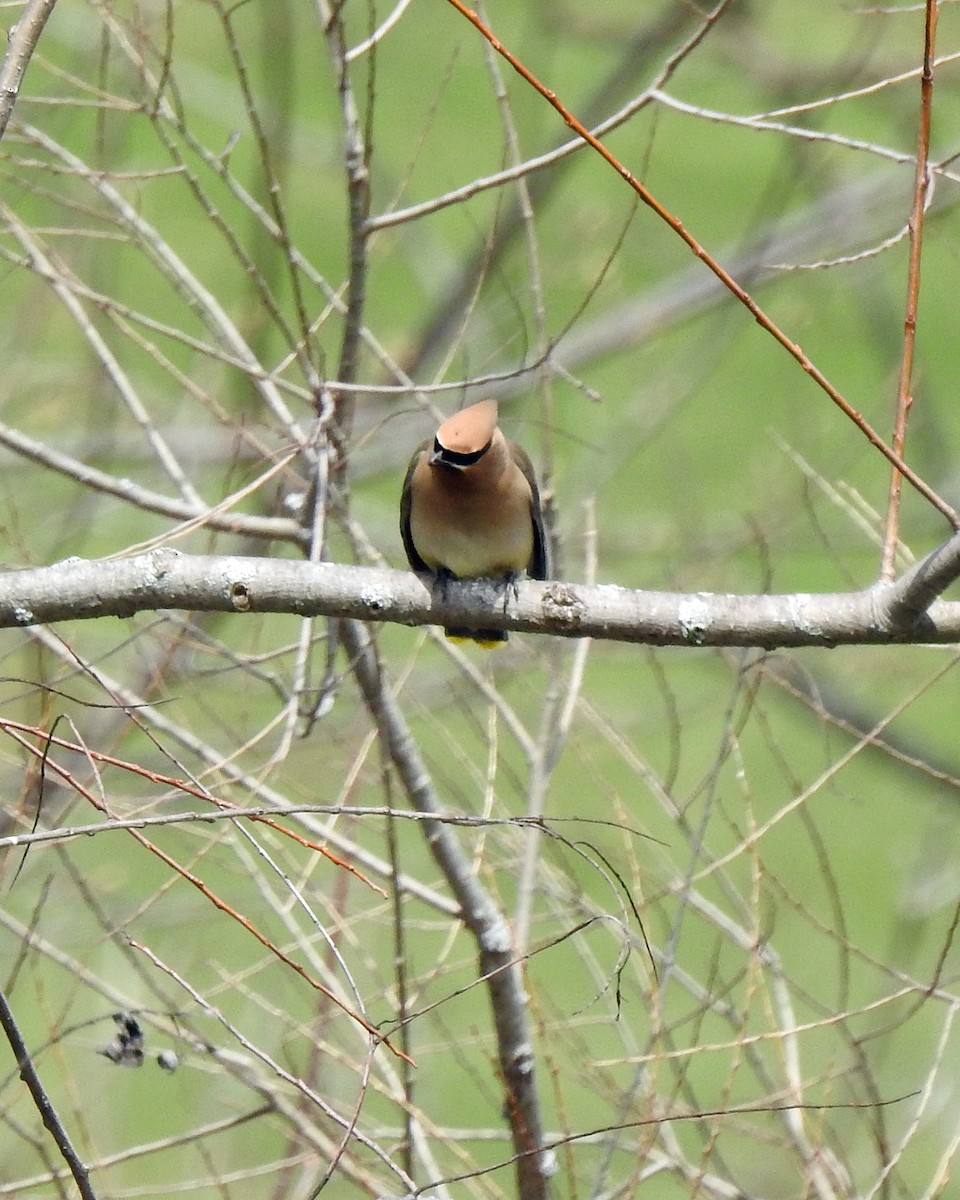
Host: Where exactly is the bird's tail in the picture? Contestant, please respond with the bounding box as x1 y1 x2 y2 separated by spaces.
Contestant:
445 627 507 649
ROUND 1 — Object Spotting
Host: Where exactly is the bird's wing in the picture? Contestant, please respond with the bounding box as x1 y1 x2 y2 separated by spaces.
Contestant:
399 441 432 573
510 442 550 581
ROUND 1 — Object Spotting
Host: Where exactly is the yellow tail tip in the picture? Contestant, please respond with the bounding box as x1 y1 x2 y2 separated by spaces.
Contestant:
445 631 507 649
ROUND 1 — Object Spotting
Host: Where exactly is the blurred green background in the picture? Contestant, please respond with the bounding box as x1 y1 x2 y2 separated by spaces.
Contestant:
2 1 960 1197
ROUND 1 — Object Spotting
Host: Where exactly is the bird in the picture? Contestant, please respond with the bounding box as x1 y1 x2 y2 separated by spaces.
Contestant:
400 399 548 646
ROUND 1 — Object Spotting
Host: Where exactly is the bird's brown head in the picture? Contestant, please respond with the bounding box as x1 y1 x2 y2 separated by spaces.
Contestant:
430 400 498 470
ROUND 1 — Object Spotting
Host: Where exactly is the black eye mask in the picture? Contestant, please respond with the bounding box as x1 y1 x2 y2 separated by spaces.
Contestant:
432 437 492 467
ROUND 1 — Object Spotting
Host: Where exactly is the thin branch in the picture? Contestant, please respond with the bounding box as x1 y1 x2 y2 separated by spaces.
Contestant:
15 122 310 453
127 939 417 1195
515 499 597 956
881 0 939 580
0 420 306 545
0 803 631 855
0 987 98 1200
340 618 554 1200
19 622 459 919
649 87 953 177
2 720 408 1060
1 202 203 506
0 0 57 142
319 0 370 485
443 0 959 529
345 0 415 62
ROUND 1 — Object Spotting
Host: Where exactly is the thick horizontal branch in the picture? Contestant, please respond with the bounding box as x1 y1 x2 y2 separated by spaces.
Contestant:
0 547 959 647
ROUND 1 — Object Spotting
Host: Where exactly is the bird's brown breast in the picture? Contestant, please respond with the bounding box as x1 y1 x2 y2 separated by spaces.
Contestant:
408 452 534 579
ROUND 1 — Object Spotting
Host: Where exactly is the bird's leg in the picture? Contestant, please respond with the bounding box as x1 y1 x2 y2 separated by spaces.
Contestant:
497 571 521 615
433 567 458 603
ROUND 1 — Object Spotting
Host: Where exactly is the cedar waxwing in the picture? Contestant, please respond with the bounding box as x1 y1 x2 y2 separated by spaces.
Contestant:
400 399 548 646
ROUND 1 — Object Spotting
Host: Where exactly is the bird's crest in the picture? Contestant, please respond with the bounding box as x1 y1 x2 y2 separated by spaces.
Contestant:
436 399 498 454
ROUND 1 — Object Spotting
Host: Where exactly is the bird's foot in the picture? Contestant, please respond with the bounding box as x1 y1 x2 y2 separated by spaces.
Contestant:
433 567 458 602
497 571 521 615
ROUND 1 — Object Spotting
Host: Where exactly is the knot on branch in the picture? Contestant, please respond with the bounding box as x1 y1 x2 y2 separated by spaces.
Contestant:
540 582 586 632
228 581 252 612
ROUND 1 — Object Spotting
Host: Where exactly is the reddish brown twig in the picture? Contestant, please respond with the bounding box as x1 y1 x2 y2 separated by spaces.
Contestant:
444 0 959 531
4 721 410 1062
0 716 384 895
881 0 939 579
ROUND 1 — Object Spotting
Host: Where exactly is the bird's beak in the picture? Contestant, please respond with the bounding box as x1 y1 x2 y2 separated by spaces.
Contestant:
430 448 462 470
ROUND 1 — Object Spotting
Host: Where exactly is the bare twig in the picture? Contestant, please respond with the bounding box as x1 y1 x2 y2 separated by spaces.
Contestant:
19 623 459 918
341 618 555 1200
0 987 98 1200
128 939 417 1195
0 0 57 142
319 0 371 486
2 719 409 1060
0 804 640 855
881 0 939 580
15 122 309 452
0 419 306 545
515 499 597 956
443 0 959 529
649 87 952 177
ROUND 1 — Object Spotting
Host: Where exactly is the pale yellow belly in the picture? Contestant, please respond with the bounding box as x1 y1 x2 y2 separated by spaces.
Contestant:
410 483 533 578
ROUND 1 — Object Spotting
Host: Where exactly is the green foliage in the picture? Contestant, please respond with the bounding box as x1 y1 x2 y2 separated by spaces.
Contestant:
2 2 960 1198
